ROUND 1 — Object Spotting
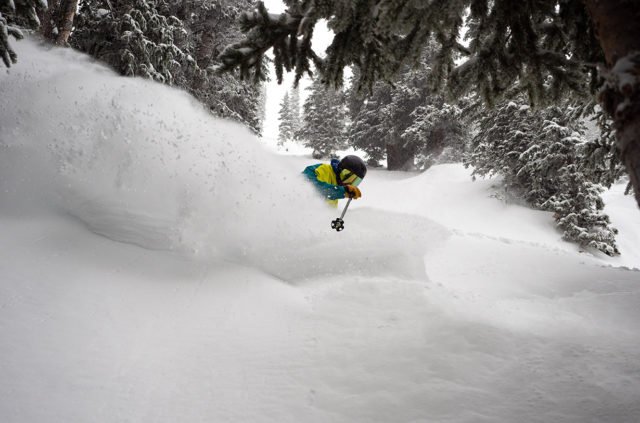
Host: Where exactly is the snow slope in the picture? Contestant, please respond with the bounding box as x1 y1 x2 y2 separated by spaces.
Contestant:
1 38 640 423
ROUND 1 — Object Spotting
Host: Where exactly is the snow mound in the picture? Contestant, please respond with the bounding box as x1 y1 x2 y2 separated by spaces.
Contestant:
0 39 324 258
0 38 453 280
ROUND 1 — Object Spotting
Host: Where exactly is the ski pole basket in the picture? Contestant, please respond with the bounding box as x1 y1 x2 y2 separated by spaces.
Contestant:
331 198 352 232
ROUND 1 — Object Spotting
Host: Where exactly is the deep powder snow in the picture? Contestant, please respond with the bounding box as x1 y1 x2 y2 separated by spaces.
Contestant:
1 38 640 423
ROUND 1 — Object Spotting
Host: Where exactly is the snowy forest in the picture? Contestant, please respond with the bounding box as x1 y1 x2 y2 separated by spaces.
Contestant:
1 0 266 132
1 1 640 422
0 0 637 254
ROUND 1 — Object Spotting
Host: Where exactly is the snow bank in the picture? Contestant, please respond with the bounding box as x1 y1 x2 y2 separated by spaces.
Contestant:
365 165 564 246
0 38 449 280
0 39 316 255
364 164 640 269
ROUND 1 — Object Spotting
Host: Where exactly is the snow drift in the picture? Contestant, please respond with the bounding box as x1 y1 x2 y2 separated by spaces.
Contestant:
0 39 315 252
0 38 446 281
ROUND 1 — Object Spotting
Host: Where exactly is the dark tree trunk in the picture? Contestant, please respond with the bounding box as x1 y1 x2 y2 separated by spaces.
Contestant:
192 6 224 93
584 0 640 209
37 1 56 39
386 141 415 171
38 0 78 45
426 127 446 157
54 0 78 45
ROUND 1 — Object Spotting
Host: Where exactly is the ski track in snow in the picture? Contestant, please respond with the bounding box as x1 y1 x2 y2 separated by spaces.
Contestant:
1 38 640 423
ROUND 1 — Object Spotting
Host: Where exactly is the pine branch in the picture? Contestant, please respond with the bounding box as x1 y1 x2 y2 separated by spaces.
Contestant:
215 1 305 83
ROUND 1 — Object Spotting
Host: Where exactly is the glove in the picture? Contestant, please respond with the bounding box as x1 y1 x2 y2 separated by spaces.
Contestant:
344 184 361 199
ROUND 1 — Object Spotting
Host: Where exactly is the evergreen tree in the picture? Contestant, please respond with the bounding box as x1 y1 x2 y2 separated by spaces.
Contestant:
347 81 392 167
277 90 294 146
347 45 467 170
289 84 302 137
37 0 78 45
466 98 619 255
403 102 467 169
0 0 46 67
256 82 267 134
70 0 263 133
218 0 640 210
582 110 627 190
168 0 263 133
297 78 347 158
71 0 190 85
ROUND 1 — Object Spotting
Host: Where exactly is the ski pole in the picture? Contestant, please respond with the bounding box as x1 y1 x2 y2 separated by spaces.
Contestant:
331 198 352 232
340 197 352 219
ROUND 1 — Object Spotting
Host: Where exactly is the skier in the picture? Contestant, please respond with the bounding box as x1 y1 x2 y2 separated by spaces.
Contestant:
302 155 367 207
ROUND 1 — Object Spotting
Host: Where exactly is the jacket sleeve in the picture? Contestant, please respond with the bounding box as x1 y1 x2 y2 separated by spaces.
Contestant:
302 165 346 200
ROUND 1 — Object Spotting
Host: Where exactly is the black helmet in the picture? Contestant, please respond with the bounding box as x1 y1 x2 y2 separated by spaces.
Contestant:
337 155 367 180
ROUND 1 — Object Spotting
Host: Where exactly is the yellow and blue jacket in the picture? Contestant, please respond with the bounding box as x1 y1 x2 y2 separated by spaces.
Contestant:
302 160 347 207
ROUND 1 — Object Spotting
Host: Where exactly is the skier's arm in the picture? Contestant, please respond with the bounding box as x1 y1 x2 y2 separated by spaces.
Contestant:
302 165 347 200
